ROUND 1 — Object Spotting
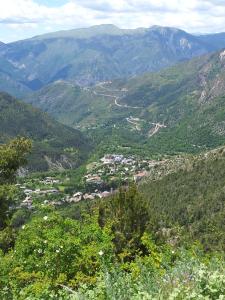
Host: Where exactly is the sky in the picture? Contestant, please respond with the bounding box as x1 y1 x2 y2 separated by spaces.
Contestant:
1 0 225 42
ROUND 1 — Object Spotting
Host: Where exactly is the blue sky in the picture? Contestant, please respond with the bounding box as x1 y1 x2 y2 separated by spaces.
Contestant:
35 0 68 7
1 0 225 43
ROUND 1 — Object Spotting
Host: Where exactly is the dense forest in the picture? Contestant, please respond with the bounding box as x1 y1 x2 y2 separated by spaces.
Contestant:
0 138 224 299
140 149 225 251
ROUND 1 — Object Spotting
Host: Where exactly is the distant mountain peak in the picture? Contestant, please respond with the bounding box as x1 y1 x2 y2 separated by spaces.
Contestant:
89 24 120 30
32 24 129 40
149 25 187 35
150 25 178 30
0 41 7 51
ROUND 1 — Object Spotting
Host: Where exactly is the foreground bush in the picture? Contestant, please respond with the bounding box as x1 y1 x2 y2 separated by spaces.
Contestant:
73 254 225 300
0 212 224 300
0 212 114 299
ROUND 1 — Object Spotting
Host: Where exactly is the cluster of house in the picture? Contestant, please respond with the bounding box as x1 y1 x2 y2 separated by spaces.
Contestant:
100 154 135 165
17 181 113 209
31 190 113 207
17 184 60 209
84 154 165 185
64 190 113 204
40 177 60 185
84 174 104 186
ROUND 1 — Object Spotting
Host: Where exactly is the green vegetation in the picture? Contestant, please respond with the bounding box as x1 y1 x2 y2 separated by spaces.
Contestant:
25 82 111 128
1 209 224 300
0 137 31 228
140 148 225 252
24 51 225 158
0 139 224 299
0 92 92 171
18 165 87 195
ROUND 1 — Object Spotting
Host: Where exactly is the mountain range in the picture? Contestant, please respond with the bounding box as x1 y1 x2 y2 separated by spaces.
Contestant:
2 25 225 97
1 24 225 166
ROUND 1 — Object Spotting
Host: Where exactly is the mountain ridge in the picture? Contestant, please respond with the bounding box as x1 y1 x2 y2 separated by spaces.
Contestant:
7 25 225 43
2 25 225 96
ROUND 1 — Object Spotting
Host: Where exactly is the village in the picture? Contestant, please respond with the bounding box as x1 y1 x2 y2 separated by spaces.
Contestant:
16 154 171 210
84 154 163 186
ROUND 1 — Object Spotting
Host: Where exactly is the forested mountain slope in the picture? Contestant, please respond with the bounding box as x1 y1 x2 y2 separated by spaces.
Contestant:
139 146 225 251
118 50 225 152
0 92 91 171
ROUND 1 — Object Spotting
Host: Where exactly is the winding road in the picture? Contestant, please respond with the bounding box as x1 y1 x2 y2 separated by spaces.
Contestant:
93 84 167 137
126 117 141 131
93 86 142 109
149 123 167 137
115 98 142 109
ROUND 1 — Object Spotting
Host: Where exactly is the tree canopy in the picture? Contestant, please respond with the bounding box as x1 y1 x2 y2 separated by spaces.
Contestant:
0 138 31 228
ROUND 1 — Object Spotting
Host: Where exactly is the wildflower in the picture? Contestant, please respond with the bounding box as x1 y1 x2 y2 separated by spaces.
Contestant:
44 240 48 244
43 216 48 220
22 225 25 229
98 250 104 256
56 249 60 253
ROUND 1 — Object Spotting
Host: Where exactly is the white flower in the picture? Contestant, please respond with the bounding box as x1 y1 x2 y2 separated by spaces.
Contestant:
38 249 42 254
56 249 60 253
98 250 104 256
22 225 25 229
44 240 48 244
43 216 48 220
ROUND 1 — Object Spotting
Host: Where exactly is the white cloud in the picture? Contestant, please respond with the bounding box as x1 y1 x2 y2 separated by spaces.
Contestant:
0 0 225 42
0 0 95 26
